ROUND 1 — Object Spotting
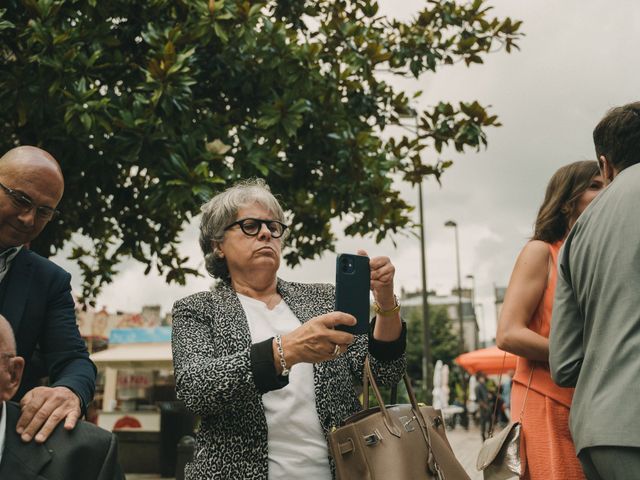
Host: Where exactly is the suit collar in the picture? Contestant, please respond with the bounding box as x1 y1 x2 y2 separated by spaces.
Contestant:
0 245 21 266
1 249 33 333
0 402 50 479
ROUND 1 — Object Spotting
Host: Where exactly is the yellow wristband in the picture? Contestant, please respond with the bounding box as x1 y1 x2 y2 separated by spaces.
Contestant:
373 295 400 317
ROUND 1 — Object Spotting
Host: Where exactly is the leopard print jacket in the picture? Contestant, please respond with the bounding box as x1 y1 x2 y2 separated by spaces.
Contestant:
172 278 406 479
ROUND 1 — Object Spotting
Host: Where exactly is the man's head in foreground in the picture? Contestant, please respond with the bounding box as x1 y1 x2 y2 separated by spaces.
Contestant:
593 101 640 184
0 146 64 250
0 315 24 402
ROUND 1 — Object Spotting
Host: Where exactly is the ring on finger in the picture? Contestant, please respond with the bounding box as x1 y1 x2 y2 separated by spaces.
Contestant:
332 344 340 357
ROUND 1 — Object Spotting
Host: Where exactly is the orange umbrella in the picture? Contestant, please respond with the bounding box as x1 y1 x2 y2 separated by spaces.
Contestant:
455 345 517 375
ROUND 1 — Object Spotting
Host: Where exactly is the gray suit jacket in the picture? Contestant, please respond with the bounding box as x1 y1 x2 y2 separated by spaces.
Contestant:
0 402 124 480
550 163 640 454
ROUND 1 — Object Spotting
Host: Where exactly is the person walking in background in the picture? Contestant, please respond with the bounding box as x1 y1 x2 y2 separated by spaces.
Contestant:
474 372 490 441
501 369 514 420
497 160 604 479
550 103 640 479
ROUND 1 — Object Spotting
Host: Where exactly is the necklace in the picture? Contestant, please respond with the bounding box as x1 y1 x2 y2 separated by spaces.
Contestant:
235 285 281 310
263 291 281 310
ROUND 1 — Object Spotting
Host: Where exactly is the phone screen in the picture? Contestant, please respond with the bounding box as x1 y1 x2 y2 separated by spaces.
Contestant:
334 253 370 334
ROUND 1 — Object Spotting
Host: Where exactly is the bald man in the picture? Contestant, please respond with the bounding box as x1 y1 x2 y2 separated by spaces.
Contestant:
0 146 96 444
0 315 122 479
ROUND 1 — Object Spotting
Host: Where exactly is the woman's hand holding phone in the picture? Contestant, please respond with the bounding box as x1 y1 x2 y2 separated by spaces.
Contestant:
357 249 396 310
356 249 402 342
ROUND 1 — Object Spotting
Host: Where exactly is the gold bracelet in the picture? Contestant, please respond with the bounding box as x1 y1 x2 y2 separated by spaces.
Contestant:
373 294 400 317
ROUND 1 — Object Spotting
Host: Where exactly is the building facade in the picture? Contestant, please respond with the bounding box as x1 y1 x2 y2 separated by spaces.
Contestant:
400 288 479 352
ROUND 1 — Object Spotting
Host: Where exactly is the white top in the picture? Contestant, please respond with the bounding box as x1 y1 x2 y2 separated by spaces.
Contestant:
238 294 331 480
0 402 7 464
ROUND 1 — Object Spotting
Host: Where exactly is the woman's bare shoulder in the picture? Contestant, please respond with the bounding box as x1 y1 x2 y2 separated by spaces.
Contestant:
520 240 551 258
512 240 551 278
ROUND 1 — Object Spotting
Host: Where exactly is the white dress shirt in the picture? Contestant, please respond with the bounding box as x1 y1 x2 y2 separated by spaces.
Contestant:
0 401 7 465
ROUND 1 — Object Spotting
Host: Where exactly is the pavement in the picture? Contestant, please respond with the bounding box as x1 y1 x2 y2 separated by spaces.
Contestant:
126 425 484 480
447 424 484 480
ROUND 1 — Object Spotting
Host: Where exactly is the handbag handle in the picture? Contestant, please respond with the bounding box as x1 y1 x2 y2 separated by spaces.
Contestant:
362 356 402 437
362 356 443 478
362 356 423 413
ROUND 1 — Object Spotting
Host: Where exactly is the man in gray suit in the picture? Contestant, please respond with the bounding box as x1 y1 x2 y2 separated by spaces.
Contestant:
550 101 640 479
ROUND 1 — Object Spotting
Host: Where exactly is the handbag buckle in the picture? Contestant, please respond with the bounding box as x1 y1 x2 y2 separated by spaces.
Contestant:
432 416 443 429
363 430 382 446
400 415 415 432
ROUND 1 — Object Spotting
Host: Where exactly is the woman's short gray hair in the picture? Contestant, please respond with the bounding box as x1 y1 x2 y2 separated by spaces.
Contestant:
199 178 286 279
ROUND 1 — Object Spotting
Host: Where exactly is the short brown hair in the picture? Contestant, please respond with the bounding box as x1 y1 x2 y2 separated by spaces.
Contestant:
533 161 600 243
593 102 640 172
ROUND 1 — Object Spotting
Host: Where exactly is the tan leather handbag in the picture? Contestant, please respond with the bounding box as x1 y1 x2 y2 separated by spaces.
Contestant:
328 357 470 480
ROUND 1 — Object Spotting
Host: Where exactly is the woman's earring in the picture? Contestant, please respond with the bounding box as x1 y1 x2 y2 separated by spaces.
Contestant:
213 248 224 259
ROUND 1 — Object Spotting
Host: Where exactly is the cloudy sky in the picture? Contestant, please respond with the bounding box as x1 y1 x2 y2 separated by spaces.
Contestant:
53 0 640 342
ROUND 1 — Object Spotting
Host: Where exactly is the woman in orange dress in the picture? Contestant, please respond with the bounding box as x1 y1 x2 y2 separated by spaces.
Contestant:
496 160 604 480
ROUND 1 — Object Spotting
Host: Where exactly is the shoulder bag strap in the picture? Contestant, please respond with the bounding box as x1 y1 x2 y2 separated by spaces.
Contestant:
488 353 507 438
517 366 534 424
488 354 534 438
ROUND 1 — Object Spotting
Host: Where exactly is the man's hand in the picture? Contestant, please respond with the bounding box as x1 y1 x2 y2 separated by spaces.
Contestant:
17 386 81 443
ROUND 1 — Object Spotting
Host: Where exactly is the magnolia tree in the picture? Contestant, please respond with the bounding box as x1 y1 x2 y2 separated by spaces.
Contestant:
0 0 522 304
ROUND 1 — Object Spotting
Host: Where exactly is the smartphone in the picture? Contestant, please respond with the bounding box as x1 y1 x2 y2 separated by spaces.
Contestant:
335 253 371 334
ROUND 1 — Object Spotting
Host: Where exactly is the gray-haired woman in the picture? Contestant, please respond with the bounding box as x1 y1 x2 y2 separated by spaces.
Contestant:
171 179 406 479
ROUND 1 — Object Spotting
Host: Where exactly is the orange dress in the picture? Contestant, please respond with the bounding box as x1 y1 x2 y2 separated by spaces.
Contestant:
510 241 584 480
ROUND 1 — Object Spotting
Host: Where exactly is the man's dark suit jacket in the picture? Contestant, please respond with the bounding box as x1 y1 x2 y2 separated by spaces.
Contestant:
0 402 124 480
0 248 96 409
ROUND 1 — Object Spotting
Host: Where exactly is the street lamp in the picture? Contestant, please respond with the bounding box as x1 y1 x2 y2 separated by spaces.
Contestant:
417 178 432 399
445 219 468 428
398 109 432 399
444 220 464 353
466 274 478 350
475 303 485 348
466 274 475 307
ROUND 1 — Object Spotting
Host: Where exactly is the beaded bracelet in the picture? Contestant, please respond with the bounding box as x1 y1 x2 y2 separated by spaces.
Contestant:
274 335 290 376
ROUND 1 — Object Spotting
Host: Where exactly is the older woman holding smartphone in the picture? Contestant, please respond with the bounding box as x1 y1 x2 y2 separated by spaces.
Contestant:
171 179 406 479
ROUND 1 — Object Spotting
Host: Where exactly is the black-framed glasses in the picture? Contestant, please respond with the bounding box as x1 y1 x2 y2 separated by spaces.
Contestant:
224 218 288 238
0 181 60 221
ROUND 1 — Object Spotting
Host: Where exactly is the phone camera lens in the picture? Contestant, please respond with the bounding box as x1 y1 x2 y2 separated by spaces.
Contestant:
341 257 355 274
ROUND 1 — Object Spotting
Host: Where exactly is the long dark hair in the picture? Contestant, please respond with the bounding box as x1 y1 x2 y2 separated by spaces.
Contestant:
532 160 600 243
